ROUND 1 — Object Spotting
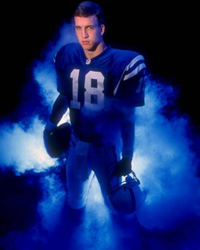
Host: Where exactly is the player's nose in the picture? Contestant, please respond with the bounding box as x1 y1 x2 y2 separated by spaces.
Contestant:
82 28 89 38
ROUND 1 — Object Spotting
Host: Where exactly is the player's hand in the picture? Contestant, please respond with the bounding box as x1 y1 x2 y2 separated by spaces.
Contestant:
113 157 132 177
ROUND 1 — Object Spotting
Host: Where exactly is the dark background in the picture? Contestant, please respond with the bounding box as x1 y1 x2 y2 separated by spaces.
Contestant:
1 0 199 127
0 1 199 249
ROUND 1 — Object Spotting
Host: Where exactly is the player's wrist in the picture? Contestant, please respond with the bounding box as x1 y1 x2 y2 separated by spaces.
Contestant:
122 148 134 159
121 156 132 163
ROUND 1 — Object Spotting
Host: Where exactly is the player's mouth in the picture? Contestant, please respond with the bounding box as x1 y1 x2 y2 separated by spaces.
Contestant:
82 41 90 45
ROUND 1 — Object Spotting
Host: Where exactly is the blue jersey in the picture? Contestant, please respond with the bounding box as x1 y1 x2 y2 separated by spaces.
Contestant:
55 43 146 143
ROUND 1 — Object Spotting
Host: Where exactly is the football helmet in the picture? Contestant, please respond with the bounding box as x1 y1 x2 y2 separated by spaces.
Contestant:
107 166 143 214
43 122 71 158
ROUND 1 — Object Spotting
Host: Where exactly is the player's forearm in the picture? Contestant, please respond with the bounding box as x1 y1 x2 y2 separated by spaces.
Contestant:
49 94 68 125
121 110 135 159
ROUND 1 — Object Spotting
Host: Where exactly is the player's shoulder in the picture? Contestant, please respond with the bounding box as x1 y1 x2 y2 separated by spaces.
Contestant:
108 46 146 74
110 46 144 63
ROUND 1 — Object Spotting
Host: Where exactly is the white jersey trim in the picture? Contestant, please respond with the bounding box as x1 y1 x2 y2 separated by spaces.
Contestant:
123 63 146 81
113 55 146 96
125 55 144 71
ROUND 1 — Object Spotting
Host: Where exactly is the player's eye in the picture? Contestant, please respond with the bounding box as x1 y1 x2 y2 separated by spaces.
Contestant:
86 26 94 30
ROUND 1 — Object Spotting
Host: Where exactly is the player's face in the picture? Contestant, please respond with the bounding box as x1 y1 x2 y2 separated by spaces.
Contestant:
74 15 105 52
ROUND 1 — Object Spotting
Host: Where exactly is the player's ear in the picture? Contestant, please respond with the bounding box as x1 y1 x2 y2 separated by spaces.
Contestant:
100 24 105 36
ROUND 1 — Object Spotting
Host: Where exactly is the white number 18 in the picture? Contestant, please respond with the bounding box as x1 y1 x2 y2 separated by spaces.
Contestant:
70 69 105 111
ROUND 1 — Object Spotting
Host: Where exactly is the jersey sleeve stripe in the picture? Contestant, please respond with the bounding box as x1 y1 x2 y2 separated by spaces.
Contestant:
113 55 146 96
125 55 145 71
123 63 146 81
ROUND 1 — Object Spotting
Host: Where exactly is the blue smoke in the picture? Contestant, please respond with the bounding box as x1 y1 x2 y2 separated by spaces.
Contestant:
134 80 200 230
0 22 200 250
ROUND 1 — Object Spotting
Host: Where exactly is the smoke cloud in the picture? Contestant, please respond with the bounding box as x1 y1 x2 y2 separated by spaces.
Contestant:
0 23 76 172
0 117 55 172
33 23 77 108
134 80 200 230
0 21 200 250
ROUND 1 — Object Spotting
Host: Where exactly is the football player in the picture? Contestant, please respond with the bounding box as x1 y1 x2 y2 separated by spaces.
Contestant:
44 1 147 216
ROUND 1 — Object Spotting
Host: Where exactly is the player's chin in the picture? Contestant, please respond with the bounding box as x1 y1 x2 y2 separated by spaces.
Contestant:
81 43 97 51
81 44 93 51
81 41 90 47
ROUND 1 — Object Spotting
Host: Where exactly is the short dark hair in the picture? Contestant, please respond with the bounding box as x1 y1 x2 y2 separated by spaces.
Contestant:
73 1 105 25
